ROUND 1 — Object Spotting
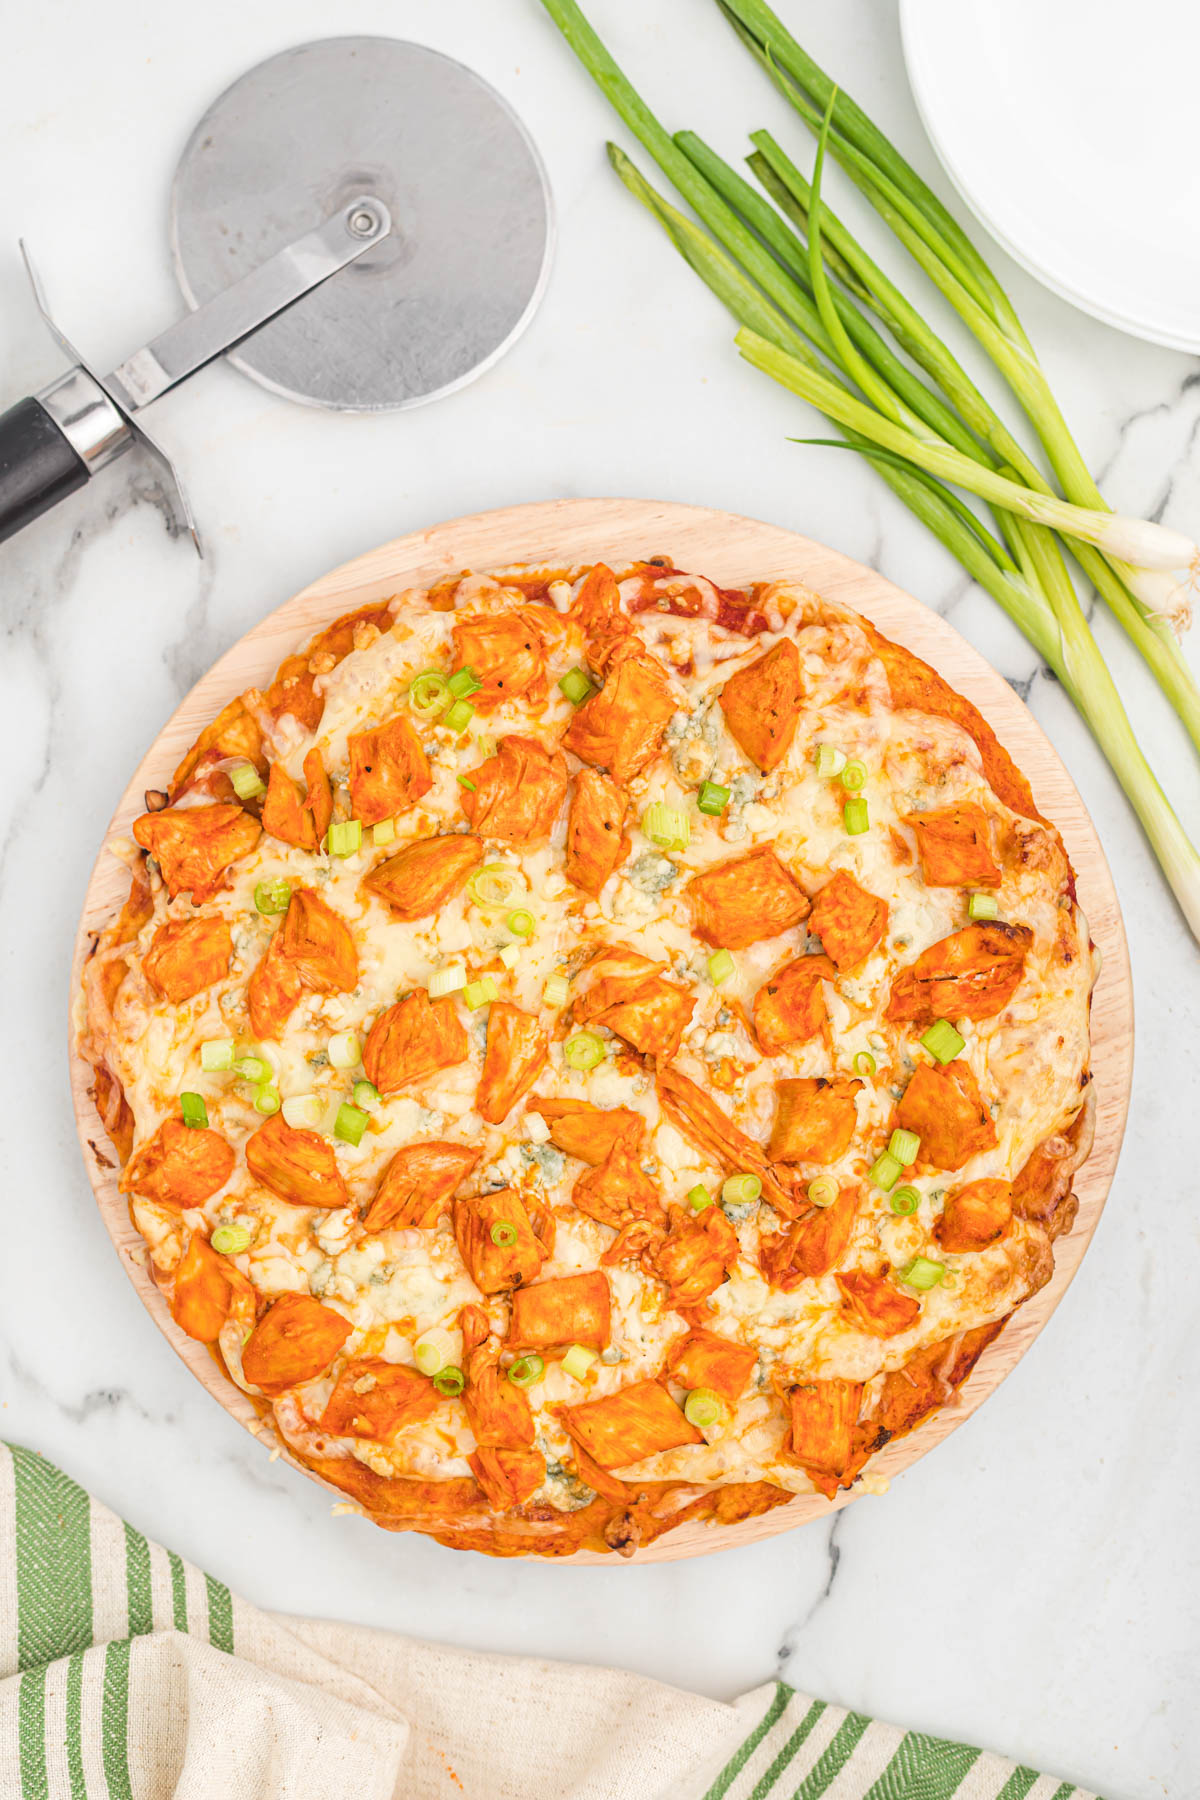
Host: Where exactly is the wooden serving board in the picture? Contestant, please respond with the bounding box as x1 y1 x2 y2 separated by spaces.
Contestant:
69 498 1132 1563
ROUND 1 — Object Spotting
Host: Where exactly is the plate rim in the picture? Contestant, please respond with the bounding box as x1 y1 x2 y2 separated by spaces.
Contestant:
68 495 1133 1563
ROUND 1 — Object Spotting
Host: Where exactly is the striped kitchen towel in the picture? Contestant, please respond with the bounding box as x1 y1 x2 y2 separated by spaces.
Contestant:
0 1442 1100 1800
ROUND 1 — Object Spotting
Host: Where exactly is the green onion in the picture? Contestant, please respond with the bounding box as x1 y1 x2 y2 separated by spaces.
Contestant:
683 1387 725 1431
697 780 730 815
900 1256 946 1291
469 864 526 910
448 666 482 699
254 878 292 915
843 797 869 835
839 759 868 791
429 963 467 998
564 1031 606 1071
211 1224 251 1255
852 1051 876 1078
888 1128 920 1166
813 744 846 777
254 1086 281 1115
180 1092 208 1130
558 666 595 705
444 699 475 734
890 1186 920 1217
200 1039 235 1073
686 1183 714 1213
920 1019 965 1065
327 1032 360 1070
230 762 266 802
334 1103 369 1146
508 1354 545 1387
352 1079 380 1111
968 893 999 921
327 820 362 858
408 670 450 718
432 1366 465 1398
498 944 521 970
543 974 570 1009
807 1176 838 1208
464 977 499 1011
507 908 536 937
372 817 396 847
708 947 735 985
869 1150 902 1192
233 1055 273 1084
415 1333 451 1375
282 1094 323 1130
562 1344 598 1381
490 1221 518 1247
456 775 477 791
642 801 690 850
722 1172 762 1205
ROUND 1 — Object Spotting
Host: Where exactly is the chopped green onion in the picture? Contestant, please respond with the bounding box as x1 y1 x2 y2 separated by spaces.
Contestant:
230 762 266 802
722 1172 762 1206
414 1333 452 1376
200 1038 235 1073
468 864 526 909
352 1079 380 1111
707 947 735 986
211 1224 251 1255
327 1032 360 1070
686 1183 714 1213
853 1051 876 1078
508 1354 545 1387
334 1103 369 1147
432 1365 465 1398
254 1086 281 1115
543 973 570 1009
372 817 396 848
920 1019 965 1064
456 775 477 791
968 892 999 920
408 670 450 718
840 759 868 791
888 1128 921 1166
490 1221 518 1247
683 1388 725 1431
814 744 846 778
498 944 521 970
697 780 730 816
282 1094 322 1130
558 666 595 705
562 1343 598 1381
843 797 869 835
890 1186 921 1216
444 699 475 734
869 1150 903 1192
464 977 498 1011
642 801 690 850
447 665 482 699
327 820 362 858
233 1055 272 1085
564 1031 605 1070
428 963 467 998
901 1256 946 1291
180 1092 208 1130
254 878 292 915
507 908 536 938
807 1176 839 1208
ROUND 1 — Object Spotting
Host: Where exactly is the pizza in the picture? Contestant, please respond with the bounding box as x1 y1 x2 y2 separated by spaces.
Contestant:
77 557 1097 1557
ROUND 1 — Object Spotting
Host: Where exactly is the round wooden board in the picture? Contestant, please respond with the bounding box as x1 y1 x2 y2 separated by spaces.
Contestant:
69 497 1132 1563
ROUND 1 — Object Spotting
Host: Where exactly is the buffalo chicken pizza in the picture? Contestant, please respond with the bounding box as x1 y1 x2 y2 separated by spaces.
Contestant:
77 558 1097 1556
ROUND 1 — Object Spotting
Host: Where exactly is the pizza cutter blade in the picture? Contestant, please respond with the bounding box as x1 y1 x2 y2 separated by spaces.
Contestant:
0 37 554 551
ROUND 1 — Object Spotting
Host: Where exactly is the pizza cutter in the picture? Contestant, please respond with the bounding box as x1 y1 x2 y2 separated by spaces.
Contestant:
0 37 553 551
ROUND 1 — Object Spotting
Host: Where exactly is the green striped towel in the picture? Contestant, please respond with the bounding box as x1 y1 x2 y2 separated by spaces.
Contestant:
1 1442 1101 1800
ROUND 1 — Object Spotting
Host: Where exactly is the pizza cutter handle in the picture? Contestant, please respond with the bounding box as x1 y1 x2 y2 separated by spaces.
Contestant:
0 396 89 544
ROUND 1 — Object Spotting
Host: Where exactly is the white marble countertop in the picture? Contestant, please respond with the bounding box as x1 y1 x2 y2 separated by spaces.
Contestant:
2 3 1197 1795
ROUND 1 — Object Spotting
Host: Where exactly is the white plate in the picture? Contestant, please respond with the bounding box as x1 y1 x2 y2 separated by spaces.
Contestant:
899 0 1200 352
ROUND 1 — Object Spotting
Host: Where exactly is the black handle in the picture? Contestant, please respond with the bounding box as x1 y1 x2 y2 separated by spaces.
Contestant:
0 396 89 545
